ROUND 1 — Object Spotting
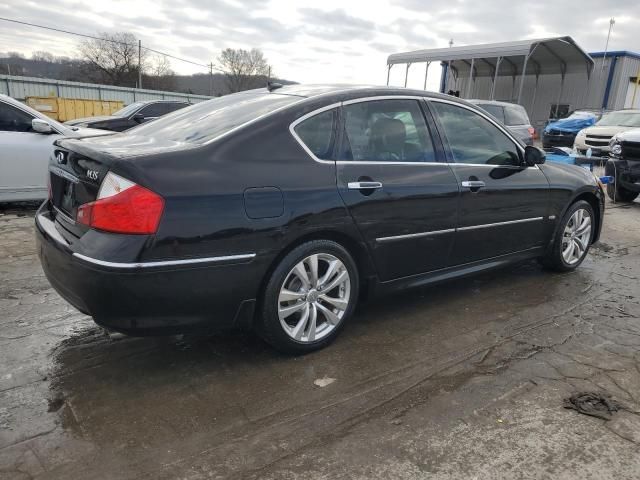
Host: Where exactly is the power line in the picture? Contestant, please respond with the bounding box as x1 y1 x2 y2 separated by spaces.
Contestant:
0 15 221 72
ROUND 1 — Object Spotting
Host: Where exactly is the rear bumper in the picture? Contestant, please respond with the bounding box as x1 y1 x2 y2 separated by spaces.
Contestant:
36 208 263 335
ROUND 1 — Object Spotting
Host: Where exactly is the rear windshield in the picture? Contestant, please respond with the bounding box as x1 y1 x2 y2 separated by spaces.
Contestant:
504 106 530 125
125 92 300 145
476 104 505 123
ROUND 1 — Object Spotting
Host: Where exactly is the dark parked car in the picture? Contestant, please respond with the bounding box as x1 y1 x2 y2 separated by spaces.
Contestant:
36 85 604 353
542 110 600 149
468 100 535 145
64 100 190 132
605 128 640 202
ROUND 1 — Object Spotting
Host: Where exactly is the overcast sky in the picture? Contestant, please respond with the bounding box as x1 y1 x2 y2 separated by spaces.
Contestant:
1 0 638 90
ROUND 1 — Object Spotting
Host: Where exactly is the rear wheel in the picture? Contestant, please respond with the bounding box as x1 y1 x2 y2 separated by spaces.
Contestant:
542 200 594 272
258 240 359 354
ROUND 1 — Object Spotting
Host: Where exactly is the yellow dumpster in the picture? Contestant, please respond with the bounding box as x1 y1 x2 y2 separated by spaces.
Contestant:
25 97 123 122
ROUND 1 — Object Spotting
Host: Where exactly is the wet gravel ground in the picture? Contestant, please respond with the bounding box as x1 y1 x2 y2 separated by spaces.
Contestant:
1 199 640 479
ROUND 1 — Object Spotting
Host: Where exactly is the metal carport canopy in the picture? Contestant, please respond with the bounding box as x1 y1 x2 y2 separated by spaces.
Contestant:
386 36 594 104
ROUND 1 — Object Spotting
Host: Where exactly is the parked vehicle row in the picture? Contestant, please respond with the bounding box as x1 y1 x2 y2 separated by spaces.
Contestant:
36 85 604 353
574 109 640 156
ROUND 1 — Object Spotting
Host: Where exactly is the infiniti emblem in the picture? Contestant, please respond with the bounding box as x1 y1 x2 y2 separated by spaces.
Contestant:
55 151 66 164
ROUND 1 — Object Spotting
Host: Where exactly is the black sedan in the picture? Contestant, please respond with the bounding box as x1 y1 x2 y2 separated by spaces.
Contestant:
64 100 190 132
37 85 605 353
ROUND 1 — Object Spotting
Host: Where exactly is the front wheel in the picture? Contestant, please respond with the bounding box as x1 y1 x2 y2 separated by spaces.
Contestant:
541 200 594 272
258 240 359 354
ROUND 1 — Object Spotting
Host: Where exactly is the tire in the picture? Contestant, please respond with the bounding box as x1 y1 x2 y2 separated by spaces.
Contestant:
258 240 359 354
541 200 595 272
605 162 640 202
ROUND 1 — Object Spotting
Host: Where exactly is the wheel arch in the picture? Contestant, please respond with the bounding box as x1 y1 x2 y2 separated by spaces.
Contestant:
550 189 603 249
253 229 377 327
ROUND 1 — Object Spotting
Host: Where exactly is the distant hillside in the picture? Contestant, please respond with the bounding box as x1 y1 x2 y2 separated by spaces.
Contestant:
0 54 296 96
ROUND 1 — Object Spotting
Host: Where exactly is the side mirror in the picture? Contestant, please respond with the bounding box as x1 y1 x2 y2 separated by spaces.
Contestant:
132 113 145 123
32 118 53 134
524 145 546 166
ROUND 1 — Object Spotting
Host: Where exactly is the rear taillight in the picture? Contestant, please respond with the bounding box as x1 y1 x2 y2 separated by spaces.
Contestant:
528 127 537 139
77 172 164 234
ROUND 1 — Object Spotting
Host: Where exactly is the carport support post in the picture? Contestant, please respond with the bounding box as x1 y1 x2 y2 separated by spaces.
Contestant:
530 74 539 114
491 57 502 100
517 54 530 104
404 63 411 87
466 58 475 98
423 61 431 90
554 72 566 118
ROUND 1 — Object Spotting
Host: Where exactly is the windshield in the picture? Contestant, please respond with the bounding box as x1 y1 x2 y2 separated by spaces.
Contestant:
125 91 301 145
597 112 640 127
113 102 144 117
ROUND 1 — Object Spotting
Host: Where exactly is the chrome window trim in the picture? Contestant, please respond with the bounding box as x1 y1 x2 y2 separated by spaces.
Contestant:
376 217 544 243
72 252 256 269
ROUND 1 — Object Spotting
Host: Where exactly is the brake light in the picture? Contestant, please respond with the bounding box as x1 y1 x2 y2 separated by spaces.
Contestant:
77 172 164 234
528 127 537 139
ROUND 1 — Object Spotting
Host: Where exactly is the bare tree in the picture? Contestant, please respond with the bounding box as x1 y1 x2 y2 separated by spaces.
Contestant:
78 32 145 87
145 55 177 91
217 48 271 93
31 51 55 63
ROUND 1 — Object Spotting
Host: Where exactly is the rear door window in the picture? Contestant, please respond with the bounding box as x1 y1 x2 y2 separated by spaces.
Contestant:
341 99 437 162
294 109 337 160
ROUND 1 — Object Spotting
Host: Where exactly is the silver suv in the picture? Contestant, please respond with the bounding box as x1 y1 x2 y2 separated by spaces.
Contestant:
468 100 535 145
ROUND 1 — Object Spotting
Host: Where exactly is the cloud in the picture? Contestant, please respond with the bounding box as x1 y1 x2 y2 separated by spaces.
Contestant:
0 0 638 87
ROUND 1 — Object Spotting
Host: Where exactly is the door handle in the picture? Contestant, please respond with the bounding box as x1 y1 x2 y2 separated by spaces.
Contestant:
461 180 485 189
348 181 383 190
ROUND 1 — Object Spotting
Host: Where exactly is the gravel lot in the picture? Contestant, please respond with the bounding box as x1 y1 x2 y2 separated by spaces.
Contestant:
1 199 640 479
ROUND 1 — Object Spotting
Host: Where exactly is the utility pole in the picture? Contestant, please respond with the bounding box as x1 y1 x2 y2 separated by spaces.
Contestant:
209 62 214 96
449 38 454 48
138 39 142 89
601 18 615 75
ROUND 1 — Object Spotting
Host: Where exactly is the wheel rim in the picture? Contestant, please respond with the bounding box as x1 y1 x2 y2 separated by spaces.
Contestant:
562 208 592 265
278 253 351 343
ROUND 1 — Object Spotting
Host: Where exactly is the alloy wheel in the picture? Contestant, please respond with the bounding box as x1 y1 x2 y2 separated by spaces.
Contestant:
278 253 351 343
561 208 592 265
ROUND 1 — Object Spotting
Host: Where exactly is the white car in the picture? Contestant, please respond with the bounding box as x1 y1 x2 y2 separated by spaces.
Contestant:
0 94 113 202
